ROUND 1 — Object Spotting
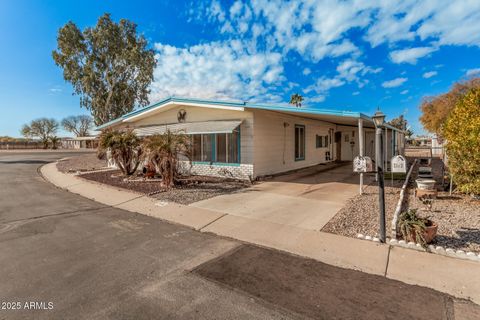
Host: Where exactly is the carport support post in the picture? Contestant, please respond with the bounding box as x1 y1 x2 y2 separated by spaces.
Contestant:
358 119 364 195
375 127 386 243
384 127 388 171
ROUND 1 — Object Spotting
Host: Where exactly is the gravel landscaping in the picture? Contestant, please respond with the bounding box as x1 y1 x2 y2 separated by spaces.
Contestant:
407 158 480 253
57 153 107 173
322 157 480 253
80 169 250 205
321 174 404 239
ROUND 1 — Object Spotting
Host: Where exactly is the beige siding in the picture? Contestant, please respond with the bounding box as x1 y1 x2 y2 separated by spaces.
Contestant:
252 109 336 177
113 104 254 165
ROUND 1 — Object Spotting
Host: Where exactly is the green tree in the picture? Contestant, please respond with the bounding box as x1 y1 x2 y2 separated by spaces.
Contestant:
21 118 59 149
142 130 191 189
443 87 480 195
62 115 93 137
53 13 156 125
98 129 142 176
289 93 304 107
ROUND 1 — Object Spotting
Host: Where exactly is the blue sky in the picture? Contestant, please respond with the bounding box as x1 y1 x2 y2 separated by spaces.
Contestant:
1 0 480 137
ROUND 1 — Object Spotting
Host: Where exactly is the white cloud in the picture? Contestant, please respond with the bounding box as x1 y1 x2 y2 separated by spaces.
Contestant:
181 1 480 103
198 1 480 63
423 71 438 78
352 91 360 96
309 95 326 103
150 42 285 102
382 77 408 88
400 89 409 95
306 77 345 94
389 47 436 64
305 58 381 99
466 68 480 77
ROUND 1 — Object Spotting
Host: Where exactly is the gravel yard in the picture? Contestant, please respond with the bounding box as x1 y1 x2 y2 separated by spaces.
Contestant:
322 157 480 253
321 175 404 239
80 169 250 205
407 158 480 253
57 153 107 173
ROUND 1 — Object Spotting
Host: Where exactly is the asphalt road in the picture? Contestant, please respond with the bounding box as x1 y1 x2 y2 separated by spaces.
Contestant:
0 151 478 320
0 151 291 320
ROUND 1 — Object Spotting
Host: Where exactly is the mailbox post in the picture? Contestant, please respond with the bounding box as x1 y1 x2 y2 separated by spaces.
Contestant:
372 110 386 243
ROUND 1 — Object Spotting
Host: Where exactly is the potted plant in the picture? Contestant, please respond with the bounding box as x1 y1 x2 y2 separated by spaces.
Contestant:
397 209 438 248
415 178 436 190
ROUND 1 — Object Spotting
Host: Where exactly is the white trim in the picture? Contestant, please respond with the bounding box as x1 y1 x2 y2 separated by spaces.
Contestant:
123 101 245 123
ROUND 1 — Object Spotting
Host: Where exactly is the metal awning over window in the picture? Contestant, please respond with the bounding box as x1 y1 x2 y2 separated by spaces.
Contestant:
133 120 243 136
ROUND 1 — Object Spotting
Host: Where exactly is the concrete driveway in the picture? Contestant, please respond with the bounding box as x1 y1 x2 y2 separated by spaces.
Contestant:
192 163 372 231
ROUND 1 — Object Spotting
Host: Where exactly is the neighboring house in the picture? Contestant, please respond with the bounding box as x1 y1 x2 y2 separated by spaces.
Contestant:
61 136 99 149
97 97 405 180
408 135 431 147
431 135 444 156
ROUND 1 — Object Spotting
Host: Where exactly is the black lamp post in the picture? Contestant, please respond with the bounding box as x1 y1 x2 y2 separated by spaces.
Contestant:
372 109 386 243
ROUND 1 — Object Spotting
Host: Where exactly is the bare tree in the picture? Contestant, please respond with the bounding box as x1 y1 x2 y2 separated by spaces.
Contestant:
62 115 93 137
21 118 59 149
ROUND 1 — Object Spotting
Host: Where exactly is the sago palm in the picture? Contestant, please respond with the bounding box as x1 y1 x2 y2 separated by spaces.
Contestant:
98 129 142 176
142 130 191 189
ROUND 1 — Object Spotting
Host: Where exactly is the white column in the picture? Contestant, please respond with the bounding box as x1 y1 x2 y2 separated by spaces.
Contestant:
358 118 364 194
384 127 388 171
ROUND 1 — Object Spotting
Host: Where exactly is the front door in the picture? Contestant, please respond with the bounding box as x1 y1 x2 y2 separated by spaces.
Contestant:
335 131 342 161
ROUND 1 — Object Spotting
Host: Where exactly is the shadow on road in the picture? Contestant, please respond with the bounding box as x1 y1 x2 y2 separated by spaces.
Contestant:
0 160 51 164
194 244 467 320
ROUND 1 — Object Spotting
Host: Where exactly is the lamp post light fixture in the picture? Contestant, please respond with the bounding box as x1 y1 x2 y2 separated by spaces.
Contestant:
372 109 386 243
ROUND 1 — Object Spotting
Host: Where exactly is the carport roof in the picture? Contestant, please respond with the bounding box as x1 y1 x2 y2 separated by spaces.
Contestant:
96 96 403 132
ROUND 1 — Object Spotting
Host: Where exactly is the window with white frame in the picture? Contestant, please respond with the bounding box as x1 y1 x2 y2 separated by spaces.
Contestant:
316 134 329 148
295 125 305 160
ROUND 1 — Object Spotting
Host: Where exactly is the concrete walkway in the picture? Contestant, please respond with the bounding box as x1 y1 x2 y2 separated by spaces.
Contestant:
41 162 480 306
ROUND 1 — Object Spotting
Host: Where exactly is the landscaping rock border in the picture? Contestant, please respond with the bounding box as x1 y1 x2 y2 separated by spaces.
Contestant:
357 233 480 263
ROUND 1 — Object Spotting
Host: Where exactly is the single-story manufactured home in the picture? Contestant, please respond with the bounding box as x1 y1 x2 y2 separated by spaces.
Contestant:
97 97 405 180
61 136 99 149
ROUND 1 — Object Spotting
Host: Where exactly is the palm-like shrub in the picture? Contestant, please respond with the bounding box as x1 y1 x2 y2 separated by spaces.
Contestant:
98 129 142 176
50 136 60 149
142 130 191 189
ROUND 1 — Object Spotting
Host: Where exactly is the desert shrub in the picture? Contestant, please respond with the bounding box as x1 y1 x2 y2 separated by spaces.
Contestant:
142 130 191 189
443 88 480 195
98 129 142 176
49 136 60 149
398 209 428 248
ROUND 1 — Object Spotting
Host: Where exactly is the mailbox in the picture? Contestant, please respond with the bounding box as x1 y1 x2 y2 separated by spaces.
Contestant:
391 155 407 173
353 156 373 173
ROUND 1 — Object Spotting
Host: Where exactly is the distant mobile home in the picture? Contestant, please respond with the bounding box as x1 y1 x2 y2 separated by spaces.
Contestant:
97 97 405 180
